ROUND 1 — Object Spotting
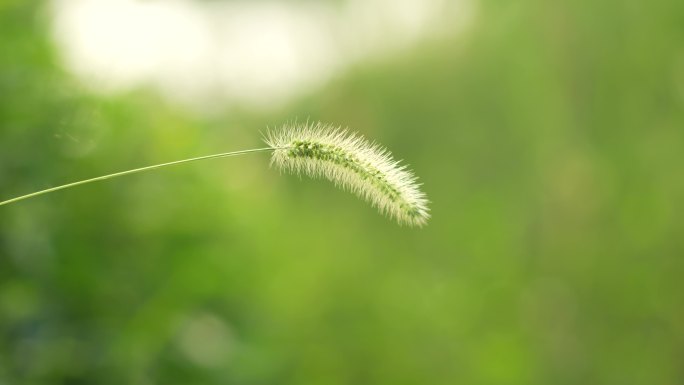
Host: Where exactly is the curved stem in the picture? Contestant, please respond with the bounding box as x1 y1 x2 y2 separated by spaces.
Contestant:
0 147 275 207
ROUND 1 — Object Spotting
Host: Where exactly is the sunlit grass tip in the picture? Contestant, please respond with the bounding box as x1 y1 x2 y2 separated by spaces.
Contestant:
1 121 430 227
265 122 430 227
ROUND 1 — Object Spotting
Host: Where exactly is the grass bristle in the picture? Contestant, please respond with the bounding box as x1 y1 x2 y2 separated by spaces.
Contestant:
265 122 430 227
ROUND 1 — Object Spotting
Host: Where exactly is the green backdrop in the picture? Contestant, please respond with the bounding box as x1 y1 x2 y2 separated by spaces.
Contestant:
1 1 683 384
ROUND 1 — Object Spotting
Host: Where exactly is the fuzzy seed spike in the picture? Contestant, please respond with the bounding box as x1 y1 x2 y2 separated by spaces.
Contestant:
265 122 430 226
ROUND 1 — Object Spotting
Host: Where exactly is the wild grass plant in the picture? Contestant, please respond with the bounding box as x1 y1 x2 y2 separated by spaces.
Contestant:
1 122 429 226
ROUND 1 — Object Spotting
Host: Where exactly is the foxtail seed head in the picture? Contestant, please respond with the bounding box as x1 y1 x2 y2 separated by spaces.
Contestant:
265 122 430 226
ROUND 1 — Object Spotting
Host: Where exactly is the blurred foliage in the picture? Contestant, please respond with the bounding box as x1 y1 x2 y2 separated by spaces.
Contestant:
2 0 684 384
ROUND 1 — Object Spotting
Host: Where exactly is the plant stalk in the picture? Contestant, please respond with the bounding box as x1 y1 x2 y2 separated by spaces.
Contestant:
0 147 275 207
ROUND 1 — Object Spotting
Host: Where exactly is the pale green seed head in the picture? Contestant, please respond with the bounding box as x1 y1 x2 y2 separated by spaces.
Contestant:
265 122 430 227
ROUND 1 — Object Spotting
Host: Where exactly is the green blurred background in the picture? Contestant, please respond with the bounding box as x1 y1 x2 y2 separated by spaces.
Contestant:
2 0 684 384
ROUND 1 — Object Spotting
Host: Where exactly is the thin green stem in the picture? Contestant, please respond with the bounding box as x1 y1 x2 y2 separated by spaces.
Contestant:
0 147 275 207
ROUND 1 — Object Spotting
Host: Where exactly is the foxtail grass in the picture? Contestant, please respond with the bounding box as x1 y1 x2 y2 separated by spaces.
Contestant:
1 122 430 226
266 122 429 226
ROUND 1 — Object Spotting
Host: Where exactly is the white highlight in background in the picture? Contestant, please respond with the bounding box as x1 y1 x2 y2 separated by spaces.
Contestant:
50 0 473 110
